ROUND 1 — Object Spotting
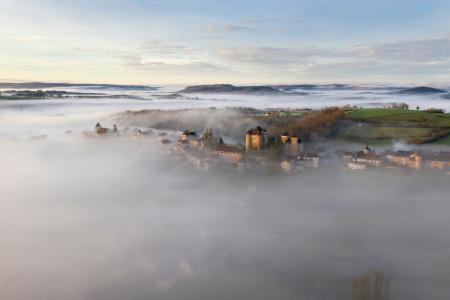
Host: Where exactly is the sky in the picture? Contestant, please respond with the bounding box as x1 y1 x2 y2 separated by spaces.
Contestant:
1 0 450 85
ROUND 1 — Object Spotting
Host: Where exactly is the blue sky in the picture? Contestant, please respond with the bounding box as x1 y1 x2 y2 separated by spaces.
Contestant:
1 0 450 84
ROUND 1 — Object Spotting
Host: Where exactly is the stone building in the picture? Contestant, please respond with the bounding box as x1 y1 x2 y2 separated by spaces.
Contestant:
280 160 294 174
214 145 242 162
386 151 423 170
297 153 320 168
423 152 450 170
94 122 110 135
179 130 198 143
245 126 266 152
279 132 303 157
203 127 214 141
343 146 382 168
356 152 382 167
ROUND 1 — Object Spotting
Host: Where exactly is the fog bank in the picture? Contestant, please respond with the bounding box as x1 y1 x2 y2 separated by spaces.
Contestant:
1 135 450 300
1 97 450 300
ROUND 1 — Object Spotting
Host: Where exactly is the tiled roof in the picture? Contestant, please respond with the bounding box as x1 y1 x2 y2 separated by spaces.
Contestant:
215 146 241 153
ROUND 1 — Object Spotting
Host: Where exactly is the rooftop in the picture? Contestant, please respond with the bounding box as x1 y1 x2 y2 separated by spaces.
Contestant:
215 145 242 153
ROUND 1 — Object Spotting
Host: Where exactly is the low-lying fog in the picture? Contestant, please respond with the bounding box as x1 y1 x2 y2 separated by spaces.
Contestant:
2 84 450 111
1 96 450 300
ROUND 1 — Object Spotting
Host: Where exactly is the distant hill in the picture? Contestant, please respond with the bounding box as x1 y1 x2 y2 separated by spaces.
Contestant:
395 86 447 95
0 82 157 90
271 84 350 91
179 84 279 94
179 83 401 94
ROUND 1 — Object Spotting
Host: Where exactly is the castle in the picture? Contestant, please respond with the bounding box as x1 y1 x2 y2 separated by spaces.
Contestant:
245 126 267 152
280 132 303 157
244 127 303 157
94 123 118 135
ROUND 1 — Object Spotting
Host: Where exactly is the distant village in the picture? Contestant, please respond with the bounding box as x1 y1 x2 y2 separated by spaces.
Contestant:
90 122 450 175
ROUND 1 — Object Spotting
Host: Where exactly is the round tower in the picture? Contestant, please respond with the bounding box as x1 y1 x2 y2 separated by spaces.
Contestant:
413 153 423 170
245 130 252 152
253 134 263 151
281 132 290 144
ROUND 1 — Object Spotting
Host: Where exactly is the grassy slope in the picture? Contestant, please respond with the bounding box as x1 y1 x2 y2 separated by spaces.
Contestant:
345 108 450 127
340 109 450 144
342 126 432 139
433 135 450 145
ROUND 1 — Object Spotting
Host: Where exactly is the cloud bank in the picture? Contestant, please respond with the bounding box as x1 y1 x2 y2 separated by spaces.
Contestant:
1 100 450 300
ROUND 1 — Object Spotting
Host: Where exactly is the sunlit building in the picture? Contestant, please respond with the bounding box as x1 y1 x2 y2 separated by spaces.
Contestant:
245 126 266 152
386 151 423 170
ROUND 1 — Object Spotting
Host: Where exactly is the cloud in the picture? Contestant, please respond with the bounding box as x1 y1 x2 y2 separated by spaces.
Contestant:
1 99 450 300
156 280 171 291
117 52 228 72
64 33 450 82
207 24 250 33
177 262 194 279
215 46 330 65
215 36 450 66
140 39 195 55
242 18 304 25
347 37 450 62
211 35 450 80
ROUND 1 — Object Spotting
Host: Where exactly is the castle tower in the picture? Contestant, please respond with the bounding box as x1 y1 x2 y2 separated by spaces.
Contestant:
252 133 263 151
412 153 423 170
290 134 301 156
203 127 213 140
245 127 265 152
245 130 252 152
280 132 290 144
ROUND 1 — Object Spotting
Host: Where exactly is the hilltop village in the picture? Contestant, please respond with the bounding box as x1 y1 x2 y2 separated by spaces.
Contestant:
91 122 450 175
173 127 450 174
173 126 315 173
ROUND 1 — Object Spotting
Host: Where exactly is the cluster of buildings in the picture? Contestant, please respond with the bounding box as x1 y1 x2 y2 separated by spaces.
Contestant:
174 125 450 174
94 122 119 135
173 126 321 174
343 146 450 172
87 122 450 175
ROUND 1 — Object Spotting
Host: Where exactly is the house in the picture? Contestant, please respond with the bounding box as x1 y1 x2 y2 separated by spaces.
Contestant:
386 151 422 170
423 152 450 170
280 160 294 174
179 130 198 143
178 130 204 148
94 122 119 135
298 153 320 168
279 132 303 157
343 152 355 161
214 145 242 162
95 122 109 134
355 152 382 167
348 162 367 170
134 129 152 139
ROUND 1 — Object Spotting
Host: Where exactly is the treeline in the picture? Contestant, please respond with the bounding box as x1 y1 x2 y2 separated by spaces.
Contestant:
298 107 346 140
263 107 345 141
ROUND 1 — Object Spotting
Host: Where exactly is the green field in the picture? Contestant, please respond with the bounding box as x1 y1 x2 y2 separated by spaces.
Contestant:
432 134 450 145
338 126 433 139
339 108 450 144
345 108 450 127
